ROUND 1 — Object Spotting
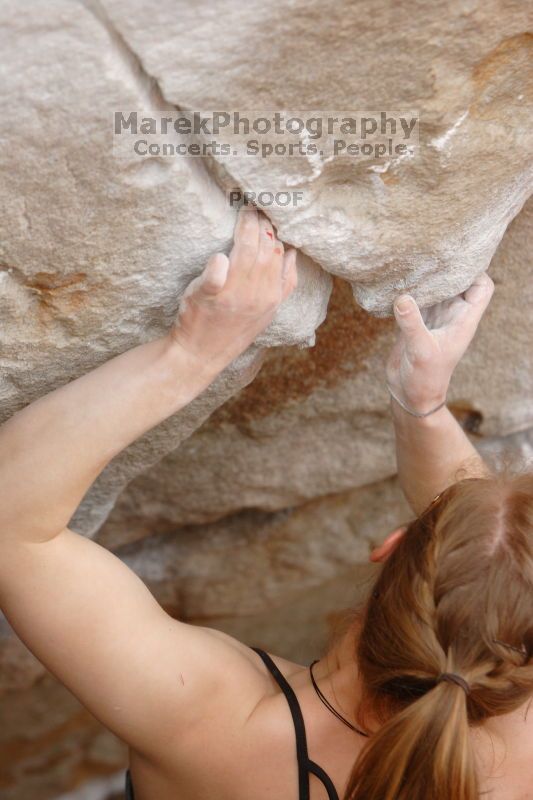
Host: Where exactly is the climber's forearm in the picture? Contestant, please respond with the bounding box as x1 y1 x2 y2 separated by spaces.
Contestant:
392 400 489 515
0 334 219 543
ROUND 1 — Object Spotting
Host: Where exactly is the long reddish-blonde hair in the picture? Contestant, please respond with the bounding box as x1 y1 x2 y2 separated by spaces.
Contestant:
346 472 533 800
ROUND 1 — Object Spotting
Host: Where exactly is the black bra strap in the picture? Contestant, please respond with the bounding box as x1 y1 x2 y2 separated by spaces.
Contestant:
252 648 340 800
308 760 339 799
252 647 311 800
125 768 135 800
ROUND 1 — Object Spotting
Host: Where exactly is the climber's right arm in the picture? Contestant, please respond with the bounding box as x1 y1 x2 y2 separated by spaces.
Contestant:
0 208 298 764
0 208 297 546
387 274 494 515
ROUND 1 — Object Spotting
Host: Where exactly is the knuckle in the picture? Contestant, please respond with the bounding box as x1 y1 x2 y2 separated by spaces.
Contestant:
239 236 258 250
235 241 257 261
239 292 258 312
245 290 276 314
216 292 235 312
256 251 275 270
200 280 218 296
409 341 432 364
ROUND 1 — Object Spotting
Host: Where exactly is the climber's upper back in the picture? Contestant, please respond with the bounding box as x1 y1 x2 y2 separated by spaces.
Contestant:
126 634 368 800
125 629 533 800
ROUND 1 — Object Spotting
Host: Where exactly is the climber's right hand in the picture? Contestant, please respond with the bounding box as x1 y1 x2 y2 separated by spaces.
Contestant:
385 272 494 414
170 207 298 373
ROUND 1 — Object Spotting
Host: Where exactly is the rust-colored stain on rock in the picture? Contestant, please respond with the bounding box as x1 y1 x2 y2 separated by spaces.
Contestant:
470 33 533 118
472 33 533 87
26 271 89 312
0 264 90 316
0 707 89 788
212 278 394 426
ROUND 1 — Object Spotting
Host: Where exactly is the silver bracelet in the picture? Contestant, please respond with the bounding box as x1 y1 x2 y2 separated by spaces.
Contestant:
387 384 446 418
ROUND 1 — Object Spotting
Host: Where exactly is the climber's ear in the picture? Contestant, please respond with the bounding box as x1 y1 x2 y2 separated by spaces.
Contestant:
369 526 407 563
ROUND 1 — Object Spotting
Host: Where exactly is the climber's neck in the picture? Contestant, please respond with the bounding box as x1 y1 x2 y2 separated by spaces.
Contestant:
326 623 529 750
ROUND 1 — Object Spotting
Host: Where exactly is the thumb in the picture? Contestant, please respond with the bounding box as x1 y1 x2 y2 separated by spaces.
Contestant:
393 294 427 342
200 253 230 295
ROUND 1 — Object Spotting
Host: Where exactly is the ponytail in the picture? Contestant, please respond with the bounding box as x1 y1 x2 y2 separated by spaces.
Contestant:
345 473 533 800
345 680 476 800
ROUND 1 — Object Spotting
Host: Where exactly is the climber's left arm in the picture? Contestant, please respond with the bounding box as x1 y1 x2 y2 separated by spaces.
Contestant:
386 273 494 514
0 208 298 760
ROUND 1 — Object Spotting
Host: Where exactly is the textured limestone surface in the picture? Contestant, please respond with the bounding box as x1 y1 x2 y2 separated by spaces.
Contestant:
0 1 532 799
100 0 533 312
0 0 331 537
0 660 128 800
0 0 531 538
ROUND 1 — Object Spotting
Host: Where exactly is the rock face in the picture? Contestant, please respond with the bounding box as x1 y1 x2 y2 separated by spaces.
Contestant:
0 1 532 798
0 0 531 537
100 0 533 312
0 0 331 536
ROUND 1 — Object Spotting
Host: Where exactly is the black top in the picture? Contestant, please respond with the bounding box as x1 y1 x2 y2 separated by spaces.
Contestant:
125 767 134 799
252 647 340 800
125 647 340 800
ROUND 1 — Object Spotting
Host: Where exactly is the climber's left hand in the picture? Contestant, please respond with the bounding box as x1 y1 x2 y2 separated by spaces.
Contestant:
171 207 298 373
386 272 494 414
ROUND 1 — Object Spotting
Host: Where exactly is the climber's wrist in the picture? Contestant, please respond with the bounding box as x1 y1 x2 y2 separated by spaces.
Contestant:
164 329 228 387
387 380 449 418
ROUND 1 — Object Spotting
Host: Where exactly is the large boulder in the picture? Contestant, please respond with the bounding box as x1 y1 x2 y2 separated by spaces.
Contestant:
0 0 331 536
100 0 533 311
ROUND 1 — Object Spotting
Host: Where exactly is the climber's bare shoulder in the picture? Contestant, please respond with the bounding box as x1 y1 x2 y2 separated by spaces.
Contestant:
128 630 305 800
0 527 276 769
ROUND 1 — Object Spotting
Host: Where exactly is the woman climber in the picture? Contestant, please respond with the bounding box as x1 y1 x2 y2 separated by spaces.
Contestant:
0 208 531 800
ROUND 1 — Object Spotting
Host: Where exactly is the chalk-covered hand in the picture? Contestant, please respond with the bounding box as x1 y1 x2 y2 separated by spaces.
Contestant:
386 273 494 414
171 207 297 374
